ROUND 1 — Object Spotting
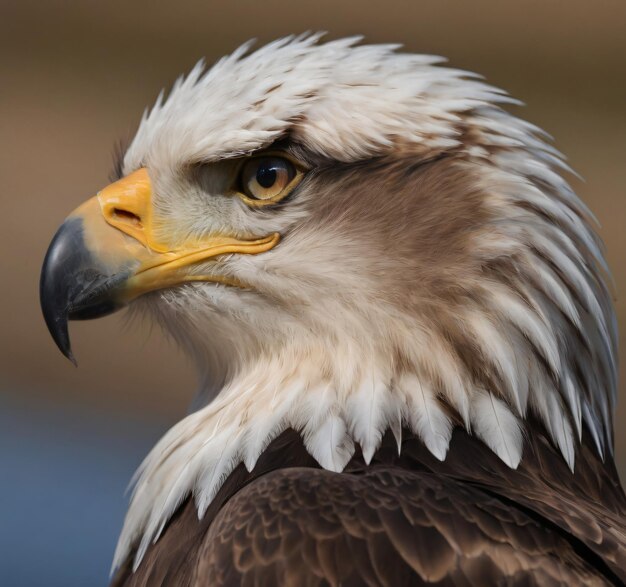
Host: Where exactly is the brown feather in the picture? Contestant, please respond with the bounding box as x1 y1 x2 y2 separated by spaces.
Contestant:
111 423 626 587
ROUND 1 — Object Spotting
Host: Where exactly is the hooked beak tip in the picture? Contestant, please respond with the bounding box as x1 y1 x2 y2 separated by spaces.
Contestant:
39 259 77 365
39 217 95 366
40 215 128 364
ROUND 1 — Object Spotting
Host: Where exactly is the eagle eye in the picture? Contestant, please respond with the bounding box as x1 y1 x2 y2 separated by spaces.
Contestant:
237 155 302 205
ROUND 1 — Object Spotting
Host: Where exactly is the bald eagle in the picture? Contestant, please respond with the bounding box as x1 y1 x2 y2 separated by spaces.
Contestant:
40 35 625 586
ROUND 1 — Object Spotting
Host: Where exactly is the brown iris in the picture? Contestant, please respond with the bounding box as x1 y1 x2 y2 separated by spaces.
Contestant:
238 156 299 204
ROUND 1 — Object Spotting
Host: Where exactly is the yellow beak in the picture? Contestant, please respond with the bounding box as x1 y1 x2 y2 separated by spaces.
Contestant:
40 168 280 362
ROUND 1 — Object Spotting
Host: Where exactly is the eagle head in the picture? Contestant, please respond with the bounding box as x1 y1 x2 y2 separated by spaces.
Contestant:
39 35 617 568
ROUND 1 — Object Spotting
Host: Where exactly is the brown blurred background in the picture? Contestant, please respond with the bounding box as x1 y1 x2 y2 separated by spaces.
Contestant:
1 2 625 585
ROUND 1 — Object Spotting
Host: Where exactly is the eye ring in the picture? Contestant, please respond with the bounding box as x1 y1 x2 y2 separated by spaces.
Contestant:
235 154 304 206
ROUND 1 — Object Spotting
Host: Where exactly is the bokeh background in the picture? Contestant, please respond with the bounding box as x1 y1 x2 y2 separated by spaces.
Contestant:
1 1 625 585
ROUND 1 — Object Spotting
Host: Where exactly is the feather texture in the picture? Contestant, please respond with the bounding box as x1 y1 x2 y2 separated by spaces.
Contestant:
471 391 523 469
398 374 452 461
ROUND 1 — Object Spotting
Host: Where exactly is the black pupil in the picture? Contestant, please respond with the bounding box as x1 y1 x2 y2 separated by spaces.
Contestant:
256 164 277 189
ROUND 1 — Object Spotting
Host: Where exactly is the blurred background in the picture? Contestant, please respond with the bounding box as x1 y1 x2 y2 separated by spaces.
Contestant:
1 1 625 585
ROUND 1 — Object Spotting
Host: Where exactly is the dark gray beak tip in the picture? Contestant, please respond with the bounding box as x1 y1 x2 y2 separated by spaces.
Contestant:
40 217 127 364
39 218 84 365
40 303 78 366
39 286 78 365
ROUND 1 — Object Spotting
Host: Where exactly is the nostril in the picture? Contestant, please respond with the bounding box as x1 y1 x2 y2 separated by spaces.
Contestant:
112 208 142 227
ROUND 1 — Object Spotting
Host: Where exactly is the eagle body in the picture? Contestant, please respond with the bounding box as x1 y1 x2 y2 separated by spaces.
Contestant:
39 36 626 586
